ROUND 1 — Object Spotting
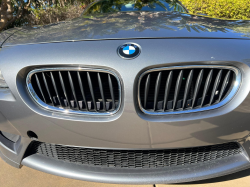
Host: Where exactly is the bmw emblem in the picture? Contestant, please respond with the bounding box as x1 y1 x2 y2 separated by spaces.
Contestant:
117 43 141 59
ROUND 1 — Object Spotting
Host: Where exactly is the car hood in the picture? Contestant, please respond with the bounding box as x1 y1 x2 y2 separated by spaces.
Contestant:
2 11 250 46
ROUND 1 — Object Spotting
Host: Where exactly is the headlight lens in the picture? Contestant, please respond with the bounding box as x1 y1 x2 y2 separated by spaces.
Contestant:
0 70 8 88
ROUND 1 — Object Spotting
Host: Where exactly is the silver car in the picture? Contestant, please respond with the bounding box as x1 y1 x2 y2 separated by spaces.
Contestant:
0 0 250 184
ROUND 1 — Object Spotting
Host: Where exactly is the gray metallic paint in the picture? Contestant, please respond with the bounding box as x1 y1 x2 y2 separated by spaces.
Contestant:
0 132 31 168
0 39 250 149
0 89 16 101
0 11 250 183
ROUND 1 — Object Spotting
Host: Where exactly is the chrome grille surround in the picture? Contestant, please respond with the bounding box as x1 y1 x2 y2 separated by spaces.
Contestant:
137 65 241 115
26 67 122 116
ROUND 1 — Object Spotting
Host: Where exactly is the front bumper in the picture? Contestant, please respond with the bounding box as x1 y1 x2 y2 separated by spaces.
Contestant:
1 132 250 184
21 150 250 184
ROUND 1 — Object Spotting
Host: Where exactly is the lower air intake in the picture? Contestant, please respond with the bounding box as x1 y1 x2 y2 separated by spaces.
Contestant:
27 68 121 115
26 141 241 169
138 65 240 115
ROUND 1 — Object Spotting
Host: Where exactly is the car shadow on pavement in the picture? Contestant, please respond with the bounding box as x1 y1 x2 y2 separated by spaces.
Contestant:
180 168 250 184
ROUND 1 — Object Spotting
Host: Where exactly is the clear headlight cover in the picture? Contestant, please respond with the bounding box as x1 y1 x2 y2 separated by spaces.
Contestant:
0 70 8 88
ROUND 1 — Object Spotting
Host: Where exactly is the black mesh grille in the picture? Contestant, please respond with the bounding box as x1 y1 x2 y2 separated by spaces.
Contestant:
26 141 241 169
29 69 120 113
139 66 237 113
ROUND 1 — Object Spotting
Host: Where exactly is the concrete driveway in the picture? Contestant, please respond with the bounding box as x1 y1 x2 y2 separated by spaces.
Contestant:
0 158 250 187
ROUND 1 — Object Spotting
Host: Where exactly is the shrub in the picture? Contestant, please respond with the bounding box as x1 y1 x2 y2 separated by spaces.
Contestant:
180 0 250 19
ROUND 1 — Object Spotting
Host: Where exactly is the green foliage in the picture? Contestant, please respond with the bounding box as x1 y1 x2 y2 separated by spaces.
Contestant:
180 0 250 20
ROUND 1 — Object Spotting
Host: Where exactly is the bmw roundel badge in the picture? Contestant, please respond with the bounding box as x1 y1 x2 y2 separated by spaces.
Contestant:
117 43 141 59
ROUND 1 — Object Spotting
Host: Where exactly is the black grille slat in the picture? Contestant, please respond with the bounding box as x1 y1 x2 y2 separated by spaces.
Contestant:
29 69 120 114
77 72 88 111
182 69 193 108
59 71 70 108
139 66 237 113
144 74 151 108
42 72 54 106
201 69 213 107
192 69 203 108
68 71 80 110
108 74 115 110
218 71 231 102
173 70 183 110
50 72 63 108
163 71 173 111
87 72 97 111
153 72 162 111
97 73 106 111
26 141 241 169
209 69 222 105
35 74 47 103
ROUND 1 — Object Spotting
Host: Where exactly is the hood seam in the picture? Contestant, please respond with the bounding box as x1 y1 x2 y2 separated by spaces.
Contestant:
2 37 250 47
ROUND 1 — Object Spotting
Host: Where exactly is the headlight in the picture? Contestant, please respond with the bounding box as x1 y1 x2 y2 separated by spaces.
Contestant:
0 70 8 88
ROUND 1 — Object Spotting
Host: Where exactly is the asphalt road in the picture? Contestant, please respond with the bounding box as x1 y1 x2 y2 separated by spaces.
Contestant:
0 158 250 187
